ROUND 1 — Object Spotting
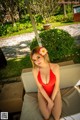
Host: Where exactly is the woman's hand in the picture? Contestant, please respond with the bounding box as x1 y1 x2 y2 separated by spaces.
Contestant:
47 99 54 112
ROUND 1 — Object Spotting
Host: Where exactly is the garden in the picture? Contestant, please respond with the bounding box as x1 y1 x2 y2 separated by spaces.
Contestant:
0 0 80 81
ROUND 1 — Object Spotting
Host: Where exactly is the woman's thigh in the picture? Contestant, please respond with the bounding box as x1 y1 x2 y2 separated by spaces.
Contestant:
38 91 51 119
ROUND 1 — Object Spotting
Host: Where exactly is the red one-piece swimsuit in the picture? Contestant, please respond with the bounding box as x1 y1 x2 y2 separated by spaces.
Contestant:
37 65 56 97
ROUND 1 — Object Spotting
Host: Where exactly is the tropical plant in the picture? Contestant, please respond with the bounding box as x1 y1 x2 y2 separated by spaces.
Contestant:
30 28 75 62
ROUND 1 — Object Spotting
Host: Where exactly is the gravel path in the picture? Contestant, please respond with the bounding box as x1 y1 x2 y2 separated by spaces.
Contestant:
0 32 35 59
0 32 35 47
0 24 80 59
56 23 80 37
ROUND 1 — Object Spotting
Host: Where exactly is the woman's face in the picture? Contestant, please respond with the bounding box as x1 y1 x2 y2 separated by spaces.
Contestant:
32 53 45 67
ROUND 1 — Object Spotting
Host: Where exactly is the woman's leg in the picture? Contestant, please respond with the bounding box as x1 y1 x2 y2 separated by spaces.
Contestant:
52 90 62 120
38 91 51 120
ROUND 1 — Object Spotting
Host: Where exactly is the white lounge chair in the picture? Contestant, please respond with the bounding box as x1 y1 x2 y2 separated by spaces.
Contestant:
20 64 80 120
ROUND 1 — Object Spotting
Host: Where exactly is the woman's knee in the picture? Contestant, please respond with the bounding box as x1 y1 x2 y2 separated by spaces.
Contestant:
43 113 50 120
52 107 61 120
52 111 61 120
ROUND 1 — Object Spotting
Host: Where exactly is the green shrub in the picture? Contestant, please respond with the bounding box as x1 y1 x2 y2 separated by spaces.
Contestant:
30 29 75 62
19 14 31 23
62 13 73 23
49 16 56 23
0 21 33 36
0 24 7 36
35 14 43 23
12 25 19 32
7 26 13 33
55 15 63 22
30 38 39 50
73 45 80 63
54 13 73 23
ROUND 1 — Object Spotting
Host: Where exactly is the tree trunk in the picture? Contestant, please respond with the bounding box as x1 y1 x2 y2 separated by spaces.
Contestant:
63 3 67 17
9 8 15 26
17 6 22 19
25 0 42 47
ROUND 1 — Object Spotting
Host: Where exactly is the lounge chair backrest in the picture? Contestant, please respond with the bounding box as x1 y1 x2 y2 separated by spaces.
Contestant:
21 64 80 93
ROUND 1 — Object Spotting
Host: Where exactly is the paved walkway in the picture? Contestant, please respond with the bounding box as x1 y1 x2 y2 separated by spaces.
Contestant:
0 32 35 59
56 23 80 37
0 24 80 59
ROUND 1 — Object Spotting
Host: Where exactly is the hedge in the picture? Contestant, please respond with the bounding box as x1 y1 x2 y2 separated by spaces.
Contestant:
30 28 75 62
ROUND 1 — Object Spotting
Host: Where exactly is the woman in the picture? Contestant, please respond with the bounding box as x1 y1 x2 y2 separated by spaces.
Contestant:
30 46 62 120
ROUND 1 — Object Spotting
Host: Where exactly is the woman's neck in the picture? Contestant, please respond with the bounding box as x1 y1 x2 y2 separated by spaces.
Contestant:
40 62 50 69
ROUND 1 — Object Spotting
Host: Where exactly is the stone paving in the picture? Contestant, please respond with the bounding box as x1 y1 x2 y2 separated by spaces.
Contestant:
0 24 80 60
0 32 35 59
56 23 80 37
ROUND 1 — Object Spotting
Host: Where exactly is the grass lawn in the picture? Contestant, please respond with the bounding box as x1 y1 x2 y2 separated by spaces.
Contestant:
0 55 32 81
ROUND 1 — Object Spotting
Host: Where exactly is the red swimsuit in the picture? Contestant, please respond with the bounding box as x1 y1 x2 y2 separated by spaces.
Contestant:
37 66 56 97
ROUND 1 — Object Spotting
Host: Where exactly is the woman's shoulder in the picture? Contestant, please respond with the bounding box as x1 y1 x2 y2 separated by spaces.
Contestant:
50 63 60 71
32 67 39 74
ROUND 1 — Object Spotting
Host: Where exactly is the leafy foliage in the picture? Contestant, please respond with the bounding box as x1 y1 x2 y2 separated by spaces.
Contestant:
30 28 75 62
35 14 43 23
73 45 80 63
0 21 32 36
29 0 59 21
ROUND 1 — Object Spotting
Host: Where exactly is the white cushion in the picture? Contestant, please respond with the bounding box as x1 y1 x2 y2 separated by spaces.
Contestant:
60 64 80 88
21 64 80 93
60 113 80 120
21 71 37 92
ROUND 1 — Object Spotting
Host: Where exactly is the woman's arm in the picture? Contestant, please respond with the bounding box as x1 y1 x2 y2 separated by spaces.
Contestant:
51 64 60 101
